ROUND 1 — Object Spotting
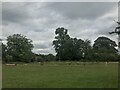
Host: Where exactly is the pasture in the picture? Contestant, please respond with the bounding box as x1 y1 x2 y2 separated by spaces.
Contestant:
2 62 118 88
0 62 2 89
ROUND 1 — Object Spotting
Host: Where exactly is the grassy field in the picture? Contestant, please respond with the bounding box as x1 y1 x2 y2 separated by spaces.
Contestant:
2 62 118 88
0 61 2 89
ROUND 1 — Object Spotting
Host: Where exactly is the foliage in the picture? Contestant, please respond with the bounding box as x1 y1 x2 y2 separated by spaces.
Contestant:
92 36 118 61
2 43 7 62
93 36 117 53
6 34 34 62
6 55 13 62
35 54 55 62
53 28 119 61
46 54 56 61
53 27 92 61
1 28 119 62
53 27 70 60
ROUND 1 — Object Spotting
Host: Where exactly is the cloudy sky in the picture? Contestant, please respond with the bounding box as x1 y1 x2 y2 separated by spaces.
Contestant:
2 2 118 55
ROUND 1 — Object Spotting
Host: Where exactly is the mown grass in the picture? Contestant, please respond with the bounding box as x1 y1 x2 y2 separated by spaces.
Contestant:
2 62 118 88
0 61 2 89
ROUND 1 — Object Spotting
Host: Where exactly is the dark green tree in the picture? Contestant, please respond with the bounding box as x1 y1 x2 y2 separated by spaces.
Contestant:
53 27 70 60
7 34 34 62
71 38 85 60
62 38 73 60
82 39 92 60
2 43 7 62
46 54 55 61
53 27 91 61
93 36 117 53
93 36 118 61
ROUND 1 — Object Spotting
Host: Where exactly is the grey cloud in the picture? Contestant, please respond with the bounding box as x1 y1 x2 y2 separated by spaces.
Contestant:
48 2 117 20
33 41 52 49
2 2 30 23
2 2 118 54
33 48 54 55
34 44 49 49
2 2 50 24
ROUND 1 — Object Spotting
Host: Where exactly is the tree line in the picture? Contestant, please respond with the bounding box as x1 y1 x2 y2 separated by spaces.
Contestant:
2 34 55 63
53 27 119 61
1 27 120 63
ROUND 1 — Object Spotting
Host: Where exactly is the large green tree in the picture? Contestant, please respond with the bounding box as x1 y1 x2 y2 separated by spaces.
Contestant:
93 36 118 61
7 34 34 62
71 38 85 60
53 27 92 61
53 27 70 60
93 36 117 53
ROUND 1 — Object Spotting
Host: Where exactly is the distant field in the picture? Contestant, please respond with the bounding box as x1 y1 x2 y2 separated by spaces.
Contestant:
2 62 118 88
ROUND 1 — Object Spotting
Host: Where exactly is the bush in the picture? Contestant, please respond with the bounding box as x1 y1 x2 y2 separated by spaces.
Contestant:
6 55 13 63
91 53 119 62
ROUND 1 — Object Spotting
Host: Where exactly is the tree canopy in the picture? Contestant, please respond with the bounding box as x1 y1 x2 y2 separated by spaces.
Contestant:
53 27 92 61
53 27 70 60
53 28 118 61
6 34 34 62
93 36 117 54
92 36 118 61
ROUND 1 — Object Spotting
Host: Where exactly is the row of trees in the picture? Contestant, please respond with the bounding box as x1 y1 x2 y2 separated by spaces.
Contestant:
1 34 55 63
1 27 119 63
53 27 119 61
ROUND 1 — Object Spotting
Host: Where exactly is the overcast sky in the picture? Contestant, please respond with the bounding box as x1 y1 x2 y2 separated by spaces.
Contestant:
2 2 118 55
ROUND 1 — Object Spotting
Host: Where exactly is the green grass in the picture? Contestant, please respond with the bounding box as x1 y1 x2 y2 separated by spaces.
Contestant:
2 62 118 88
0 61 2 89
